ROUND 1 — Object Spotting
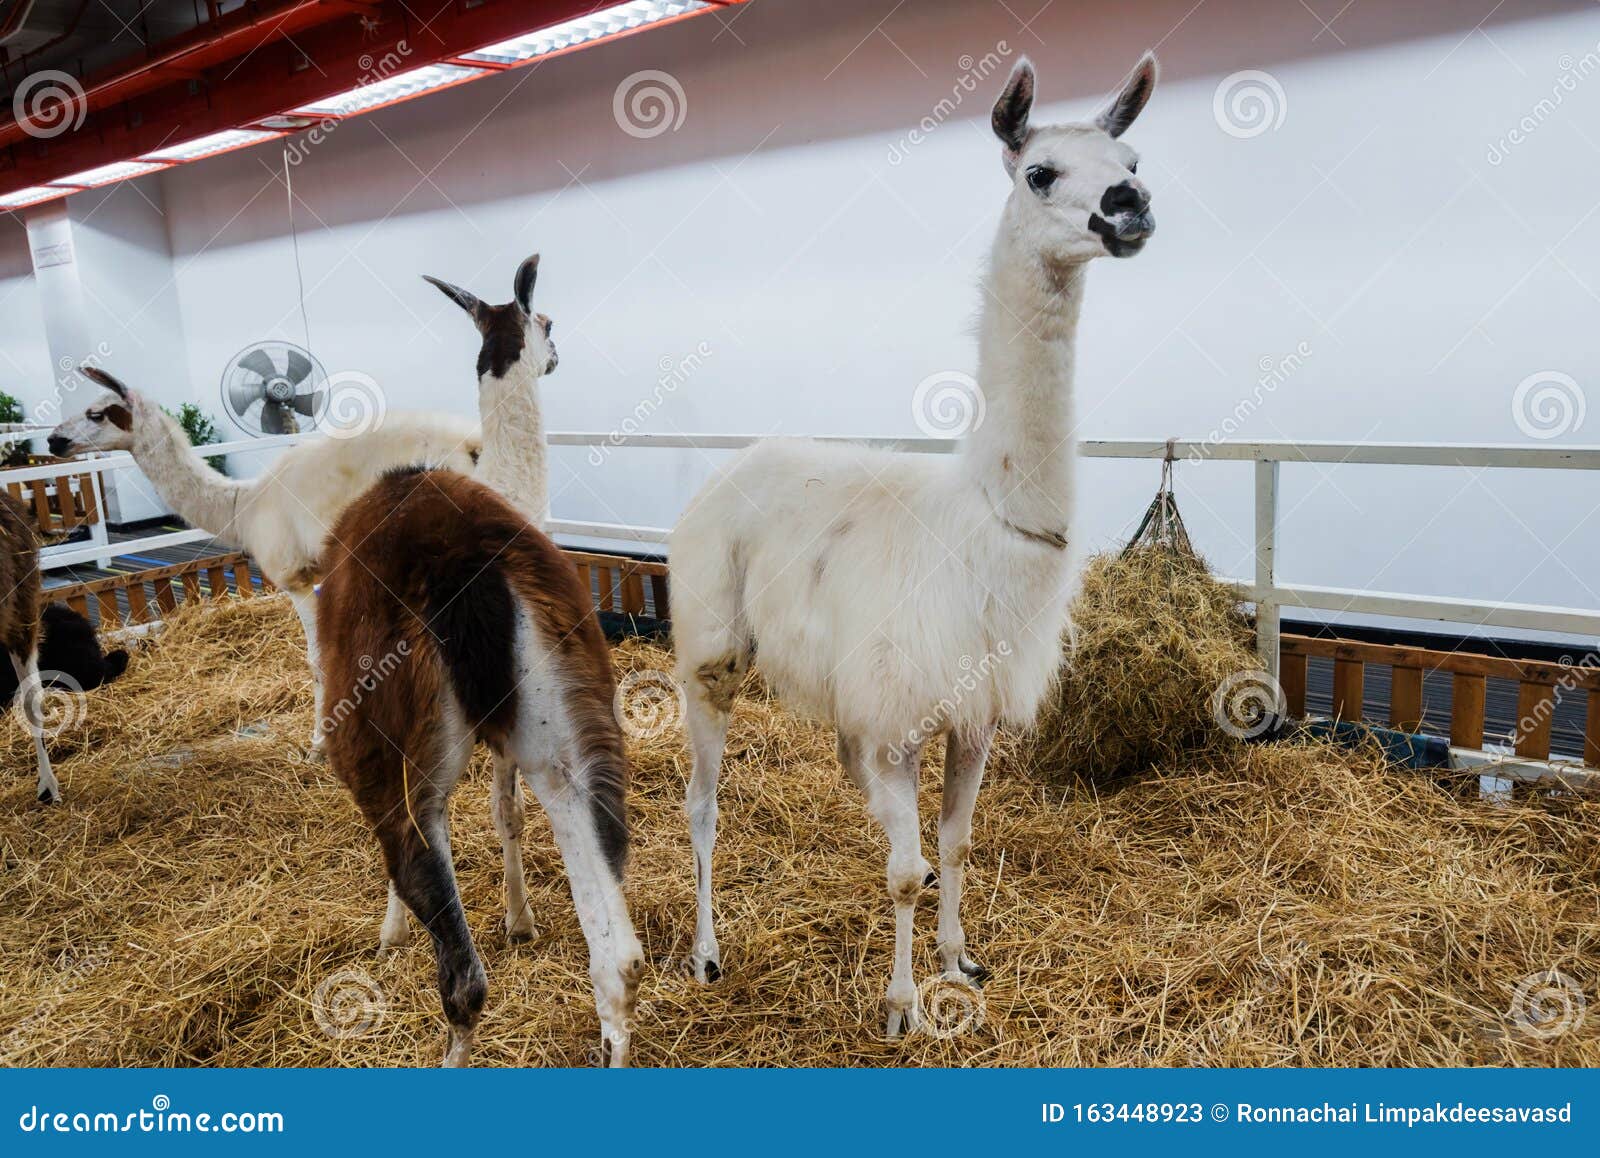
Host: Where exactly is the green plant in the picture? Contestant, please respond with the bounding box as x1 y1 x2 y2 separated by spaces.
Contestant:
0 390 30 467
164 402 227 474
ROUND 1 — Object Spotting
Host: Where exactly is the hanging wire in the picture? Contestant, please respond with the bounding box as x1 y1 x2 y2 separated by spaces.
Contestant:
283 145 313 354
1122 435 1196 558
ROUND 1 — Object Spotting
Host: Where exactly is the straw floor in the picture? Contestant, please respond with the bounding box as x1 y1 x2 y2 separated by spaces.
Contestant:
2 595 1597 1066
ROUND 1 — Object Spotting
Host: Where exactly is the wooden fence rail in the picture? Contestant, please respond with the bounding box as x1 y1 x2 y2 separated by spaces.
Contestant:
48 552 269 631
1280 634 1599 764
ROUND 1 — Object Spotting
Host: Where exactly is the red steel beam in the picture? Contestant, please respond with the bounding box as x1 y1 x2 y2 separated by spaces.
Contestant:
0 1 742 196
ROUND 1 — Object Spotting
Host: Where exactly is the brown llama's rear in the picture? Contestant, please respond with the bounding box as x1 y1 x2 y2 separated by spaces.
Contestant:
318 465 643 1067
1 491 58 803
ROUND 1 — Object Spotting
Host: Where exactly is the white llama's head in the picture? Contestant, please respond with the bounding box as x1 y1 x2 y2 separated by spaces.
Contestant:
48 367 138 455
992 53 1157 265
423 254 558 386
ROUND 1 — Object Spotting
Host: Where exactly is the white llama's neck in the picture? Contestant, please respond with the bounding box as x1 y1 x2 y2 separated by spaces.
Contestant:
476 359 549 526
964 230 1086 545
129 394 249 540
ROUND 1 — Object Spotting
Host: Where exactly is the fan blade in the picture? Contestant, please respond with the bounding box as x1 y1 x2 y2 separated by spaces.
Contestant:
291 387 325 418
227 379 269 416
238 349 280 381
284 347 316 387
260 401 291 435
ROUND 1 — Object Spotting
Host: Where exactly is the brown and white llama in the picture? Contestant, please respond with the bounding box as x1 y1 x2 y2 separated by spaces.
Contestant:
1 491 56 803
319 466 643 1067
318 274 640 1067
669 54 1159 1035
374 254 557 951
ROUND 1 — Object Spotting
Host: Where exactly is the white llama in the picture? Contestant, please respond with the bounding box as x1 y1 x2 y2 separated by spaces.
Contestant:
47 371 481 755
670 54 1159 1035
374 253 560 951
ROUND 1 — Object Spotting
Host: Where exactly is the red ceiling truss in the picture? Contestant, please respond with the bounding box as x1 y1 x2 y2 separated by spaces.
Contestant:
0 0 744 204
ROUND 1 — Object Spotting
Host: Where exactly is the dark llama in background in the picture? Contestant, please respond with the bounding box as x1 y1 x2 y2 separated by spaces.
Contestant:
1 603 130 707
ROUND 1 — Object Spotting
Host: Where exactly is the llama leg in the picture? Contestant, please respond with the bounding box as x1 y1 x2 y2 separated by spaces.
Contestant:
379 880 411 948
846 734 930 1039
492 752 536 942
523 761 645 1067
288 589 326 755
938 724 995 983
380 811 486 1067
10 650 59 804
683 684 731 983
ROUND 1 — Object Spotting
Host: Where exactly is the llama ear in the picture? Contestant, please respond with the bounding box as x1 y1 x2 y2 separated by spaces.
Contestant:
79 365 129 399
513 254 539 313
1095 51 1157 139
992 57 1034 170
423 274 484 321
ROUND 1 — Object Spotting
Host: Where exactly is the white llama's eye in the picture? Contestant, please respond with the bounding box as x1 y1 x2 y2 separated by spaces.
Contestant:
86 410 103 422
1025 165 1057 195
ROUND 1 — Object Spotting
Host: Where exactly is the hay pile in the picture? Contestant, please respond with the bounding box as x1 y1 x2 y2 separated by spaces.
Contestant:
1021 546 1259 785
2 595 1598 1066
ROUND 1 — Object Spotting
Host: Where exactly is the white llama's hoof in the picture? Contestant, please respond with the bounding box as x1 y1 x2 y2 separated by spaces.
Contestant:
504 906 536 943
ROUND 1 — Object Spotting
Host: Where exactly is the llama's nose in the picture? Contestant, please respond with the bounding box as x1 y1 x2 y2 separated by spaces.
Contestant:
1101 180 1150 216
47 434 71 457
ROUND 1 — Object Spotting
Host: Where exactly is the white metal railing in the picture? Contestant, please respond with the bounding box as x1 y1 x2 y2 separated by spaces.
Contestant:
544 432 1600 674
0 433 307 571
13 428 1600 673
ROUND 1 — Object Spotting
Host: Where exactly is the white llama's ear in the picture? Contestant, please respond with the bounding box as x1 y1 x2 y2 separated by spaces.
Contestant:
1095 51 1157 138
991 57 1034 172
513 254 539 313
79 365 129 399
423 274 484 320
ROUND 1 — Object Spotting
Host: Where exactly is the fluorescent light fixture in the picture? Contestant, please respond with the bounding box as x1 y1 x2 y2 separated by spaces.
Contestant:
140 128 283 163
0 185 68 210
48 160 169 189
461 0 709 66
288 63 486 118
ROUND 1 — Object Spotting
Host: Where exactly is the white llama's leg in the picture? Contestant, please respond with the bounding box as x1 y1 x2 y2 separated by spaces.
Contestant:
683 685 730 983
380 881 411 948
521 759 645 1067
938 724 995 983
288 589 325 755
11 650 60 804
843 733 932 1038
491 753 536 942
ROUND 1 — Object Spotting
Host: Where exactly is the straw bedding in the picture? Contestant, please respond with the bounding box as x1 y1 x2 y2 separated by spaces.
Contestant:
2 594 1597 1066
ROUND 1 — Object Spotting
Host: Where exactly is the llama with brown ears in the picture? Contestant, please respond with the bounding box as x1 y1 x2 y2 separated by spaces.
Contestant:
1 491 56 803
320 467 643 1067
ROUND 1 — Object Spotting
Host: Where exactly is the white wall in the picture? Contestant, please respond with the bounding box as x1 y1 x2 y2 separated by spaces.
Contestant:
19 0 1600 638
0 220 55 453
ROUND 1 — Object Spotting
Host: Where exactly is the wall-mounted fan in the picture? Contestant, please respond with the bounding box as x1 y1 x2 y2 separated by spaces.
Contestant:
220 341 328 436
